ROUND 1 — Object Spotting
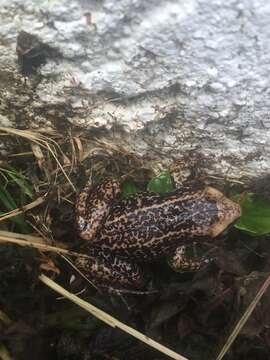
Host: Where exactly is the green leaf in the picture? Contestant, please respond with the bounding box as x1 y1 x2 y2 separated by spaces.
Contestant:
0 166 34 199
121 181 139 197
0 184 30 233
235 193 270 236
8 172 33 199
147 171 174 193
0 185 17 210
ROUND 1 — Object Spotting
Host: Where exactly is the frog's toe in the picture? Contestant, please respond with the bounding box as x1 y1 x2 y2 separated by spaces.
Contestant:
76 179 122 242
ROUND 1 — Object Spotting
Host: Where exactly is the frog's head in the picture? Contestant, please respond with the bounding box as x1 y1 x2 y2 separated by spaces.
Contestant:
204 187 241 238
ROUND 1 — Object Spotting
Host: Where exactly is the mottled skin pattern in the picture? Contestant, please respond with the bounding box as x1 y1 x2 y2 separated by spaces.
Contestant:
168 245 209 272
75 179 241 289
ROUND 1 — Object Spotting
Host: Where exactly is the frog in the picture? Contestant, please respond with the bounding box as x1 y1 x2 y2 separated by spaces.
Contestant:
74 178 241 289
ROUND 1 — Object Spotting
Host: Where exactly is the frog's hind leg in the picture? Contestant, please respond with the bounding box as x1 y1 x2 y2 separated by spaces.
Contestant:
75 250 145 289
76 179 121 241
168 244 212 272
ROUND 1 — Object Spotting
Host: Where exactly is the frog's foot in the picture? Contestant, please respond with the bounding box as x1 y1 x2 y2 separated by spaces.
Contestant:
169 154 206 188
74 250 145 289
168 244 213 272
76 179 121 241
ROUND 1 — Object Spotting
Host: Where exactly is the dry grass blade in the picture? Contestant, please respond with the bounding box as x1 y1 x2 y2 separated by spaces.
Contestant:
0 230 97 290
60 254 99 291
0 195 45 222
31 143 45 169
0 127 75 191
73 136 84 162
0 344 13 360
0 310 12 326
0 230 45 243
7 151 33 158
0 230 90 259
39 274 189 360
216 272 270 360
0 234 69 254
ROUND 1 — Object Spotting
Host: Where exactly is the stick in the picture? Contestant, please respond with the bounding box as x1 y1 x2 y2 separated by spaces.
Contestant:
0 196 45 222
216 272 270 360
39 274 189 360
0 234 88 258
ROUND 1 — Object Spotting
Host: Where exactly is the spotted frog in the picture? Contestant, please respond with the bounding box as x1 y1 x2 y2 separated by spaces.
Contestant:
75 179 241 289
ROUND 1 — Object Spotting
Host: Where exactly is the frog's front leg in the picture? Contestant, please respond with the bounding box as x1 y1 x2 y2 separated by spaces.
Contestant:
76 179 121 241
168 244 212 272
75 250 145 289
169 155 205 189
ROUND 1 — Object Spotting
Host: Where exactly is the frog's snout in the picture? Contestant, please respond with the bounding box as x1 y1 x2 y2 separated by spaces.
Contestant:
205 187 241 238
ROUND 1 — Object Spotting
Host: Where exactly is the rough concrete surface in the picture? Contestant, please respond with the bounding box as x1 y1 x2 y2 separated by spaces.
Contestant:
0 0 269 180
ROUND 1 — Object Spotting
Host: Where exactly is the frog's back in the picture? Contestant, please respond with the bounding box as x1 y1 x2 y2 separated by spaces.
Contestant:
99 187 240 260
